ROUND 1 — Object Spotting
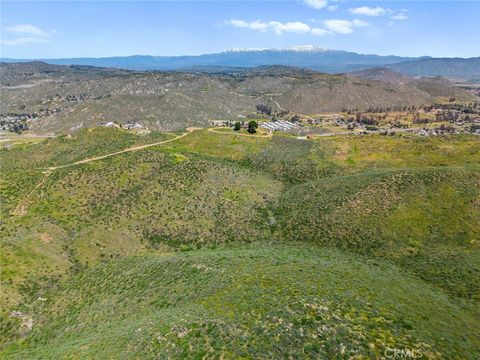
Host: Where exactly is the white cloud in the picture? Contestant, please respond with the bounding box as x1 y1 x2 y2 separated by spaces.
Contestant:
323 19 368 34
225 19 311 35
311 28 330 36
303 0 329 10
225 20 269 31
269 21 311 35
323 19 353 34
352 19 370 27
0 37 50 47
225 16 366 37
348 6 386 16
391 13 408 21
5 24 50 37
327 5 339 11
2 24 53 47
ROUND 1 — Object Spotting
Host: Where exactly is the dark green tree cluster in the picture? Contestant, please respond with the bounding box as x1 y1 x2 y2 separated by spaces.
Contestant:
247 121 258 134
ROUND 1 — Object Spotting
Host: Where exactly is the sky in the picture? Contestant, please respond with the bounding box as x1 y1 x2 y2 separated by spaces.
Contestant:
1 0 479 59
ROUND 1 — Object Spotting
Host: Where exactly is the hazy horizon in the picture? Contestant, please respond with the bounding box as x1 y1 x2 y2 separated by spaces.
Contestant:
2 45 479 61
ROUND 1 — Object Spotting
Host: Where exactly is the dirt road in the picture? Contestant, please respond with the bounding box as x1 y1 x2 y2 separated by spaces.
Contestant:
11 128 200 216
46 128 199 171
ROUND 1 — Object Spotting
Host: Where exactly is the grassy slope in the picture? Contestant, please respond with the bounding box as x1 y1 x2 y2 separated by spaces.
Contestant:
1 128 479 357
3 245 479 359
1 129 282 315
274 167 480 300
1 128 173 216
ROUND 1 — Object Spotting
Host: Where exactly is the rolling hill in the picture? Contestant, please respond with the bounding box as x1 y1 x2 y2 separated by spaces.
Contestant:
3 245 479 359
1 127 479 358
1 54 480 359
387 57 480 81
347 67 476 101
3 62 476 134
0 61 133 87
347 67 413 85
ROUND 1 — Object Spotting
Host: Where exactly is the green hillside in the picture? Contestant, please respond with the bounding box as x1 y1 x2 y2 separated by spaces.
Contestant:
274 167 480 300
3 245 479 359
1 130 282 315
1 127 479 358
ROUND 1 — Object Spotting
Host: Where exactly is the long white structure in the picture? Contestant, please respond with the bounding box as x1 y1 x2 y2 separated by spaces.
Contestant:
260 120 298 131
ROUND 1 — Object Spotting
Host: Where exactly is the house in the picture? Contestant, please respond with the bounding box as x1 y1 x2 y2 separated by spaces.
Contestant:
102 121 119 128
209 120 234 127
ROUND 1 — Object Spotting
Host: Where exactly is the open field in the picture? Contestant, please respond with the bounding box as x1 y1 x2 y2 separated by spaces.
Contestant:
0 135 51 148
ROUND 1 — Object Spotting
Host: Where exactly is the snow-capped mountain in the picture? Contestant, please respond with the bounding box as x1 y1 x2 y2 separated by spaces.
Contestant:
283 45 331 52
2 47 428 73
226 45 332 53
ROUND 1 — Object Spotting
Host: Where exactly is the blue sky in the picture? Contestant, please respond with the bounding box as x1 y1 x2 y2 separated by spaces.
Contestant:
1 1 479 59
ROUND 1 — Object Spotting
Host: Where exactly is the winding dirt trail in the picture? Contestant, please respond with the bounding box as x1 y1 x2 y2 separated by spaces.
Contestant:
11 128 201 216
10 125 385 216
11 169 53 216
47 129 198 171
43 126 270 172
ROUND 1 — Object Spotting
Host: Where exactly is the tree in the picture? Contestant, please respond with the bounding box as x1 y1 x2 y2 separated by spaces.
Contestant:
12 124 22 134
355 112 362 122
290 114 300 123
233 121 241 131
247 120 258 134
256 104 272 115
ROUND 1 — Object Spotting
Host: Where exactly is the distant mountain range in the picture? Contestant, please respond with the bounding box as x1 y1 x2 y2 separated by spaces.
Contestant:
347 67 413 85
2 61 476 134
347 67 475 100
387 58 480 81
1 46 479 80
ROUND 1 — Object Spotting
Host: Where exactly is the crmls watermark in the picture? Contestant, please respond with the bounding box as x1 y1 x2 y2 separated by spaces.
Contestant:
384 348 423 358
